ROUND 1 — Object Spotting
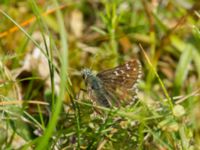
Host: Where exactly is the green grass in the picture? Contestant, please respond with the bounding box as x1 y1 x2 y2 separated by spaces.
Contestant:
0 0 199 149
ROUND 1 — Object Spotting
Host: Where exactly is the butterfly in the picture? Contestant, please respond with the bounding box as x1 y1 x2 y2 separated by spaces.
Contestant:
81 59 142 108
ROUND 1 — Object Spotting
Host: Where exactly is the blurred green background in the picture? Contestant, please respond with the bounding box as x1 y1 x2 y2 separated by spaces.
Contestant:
0 0 199 149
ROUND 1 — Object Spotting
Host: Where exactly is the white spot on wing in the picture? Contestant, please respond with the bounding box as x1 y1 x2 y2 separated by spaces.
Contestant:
132 83 138 89
126 63 130 70
138 74 142 79
138 70 142 74
120 70 125 74
114 71 119 76
132 95 138 101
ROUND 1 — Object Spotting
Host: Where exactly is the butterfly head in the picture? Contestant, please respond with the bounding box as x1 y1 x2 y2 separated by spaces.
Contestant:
81 68 93 80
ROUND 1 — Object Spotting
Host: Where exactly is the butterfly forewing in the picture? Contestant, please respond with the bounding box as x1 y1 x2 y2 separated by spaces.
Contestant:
97 59 142 106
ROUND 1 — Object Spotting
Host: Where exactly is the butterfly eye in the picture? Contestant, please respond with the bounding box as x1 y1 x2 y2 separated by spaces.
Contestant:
81 69 92 80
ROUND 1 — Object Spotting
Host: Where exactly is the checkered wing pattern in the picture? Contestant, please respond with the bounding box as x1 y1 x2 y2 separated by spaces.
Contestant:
97 59 142 107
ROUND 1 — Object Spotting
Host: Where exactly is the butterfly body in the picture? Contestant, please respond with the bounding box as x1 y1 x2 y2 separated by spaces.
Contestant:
82 69 112 107
82 59 142 108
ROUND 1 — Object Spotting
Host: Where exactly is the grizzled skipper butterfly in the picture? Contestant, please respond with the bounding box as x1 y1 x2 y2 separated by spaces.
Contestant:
81 59 142 108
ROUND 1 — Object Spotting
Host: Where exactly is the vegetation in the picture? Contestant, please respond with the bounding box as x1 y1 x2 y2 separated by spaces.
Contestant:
0 0 199 149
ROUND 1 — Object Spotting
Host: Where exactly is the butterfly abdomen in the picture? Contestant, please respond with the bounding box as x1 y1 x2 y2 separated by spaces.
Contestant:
86 76 111 107
93 89 111 107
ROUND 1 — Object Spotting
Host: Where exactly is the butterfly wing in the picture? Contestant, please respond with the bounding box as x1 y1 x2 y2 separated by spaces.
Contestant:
96 59 142 106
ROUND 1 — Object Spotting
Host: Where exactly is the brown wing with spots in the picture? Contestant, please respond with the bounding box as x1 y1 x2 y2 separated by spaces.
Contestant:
96 59 142 106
